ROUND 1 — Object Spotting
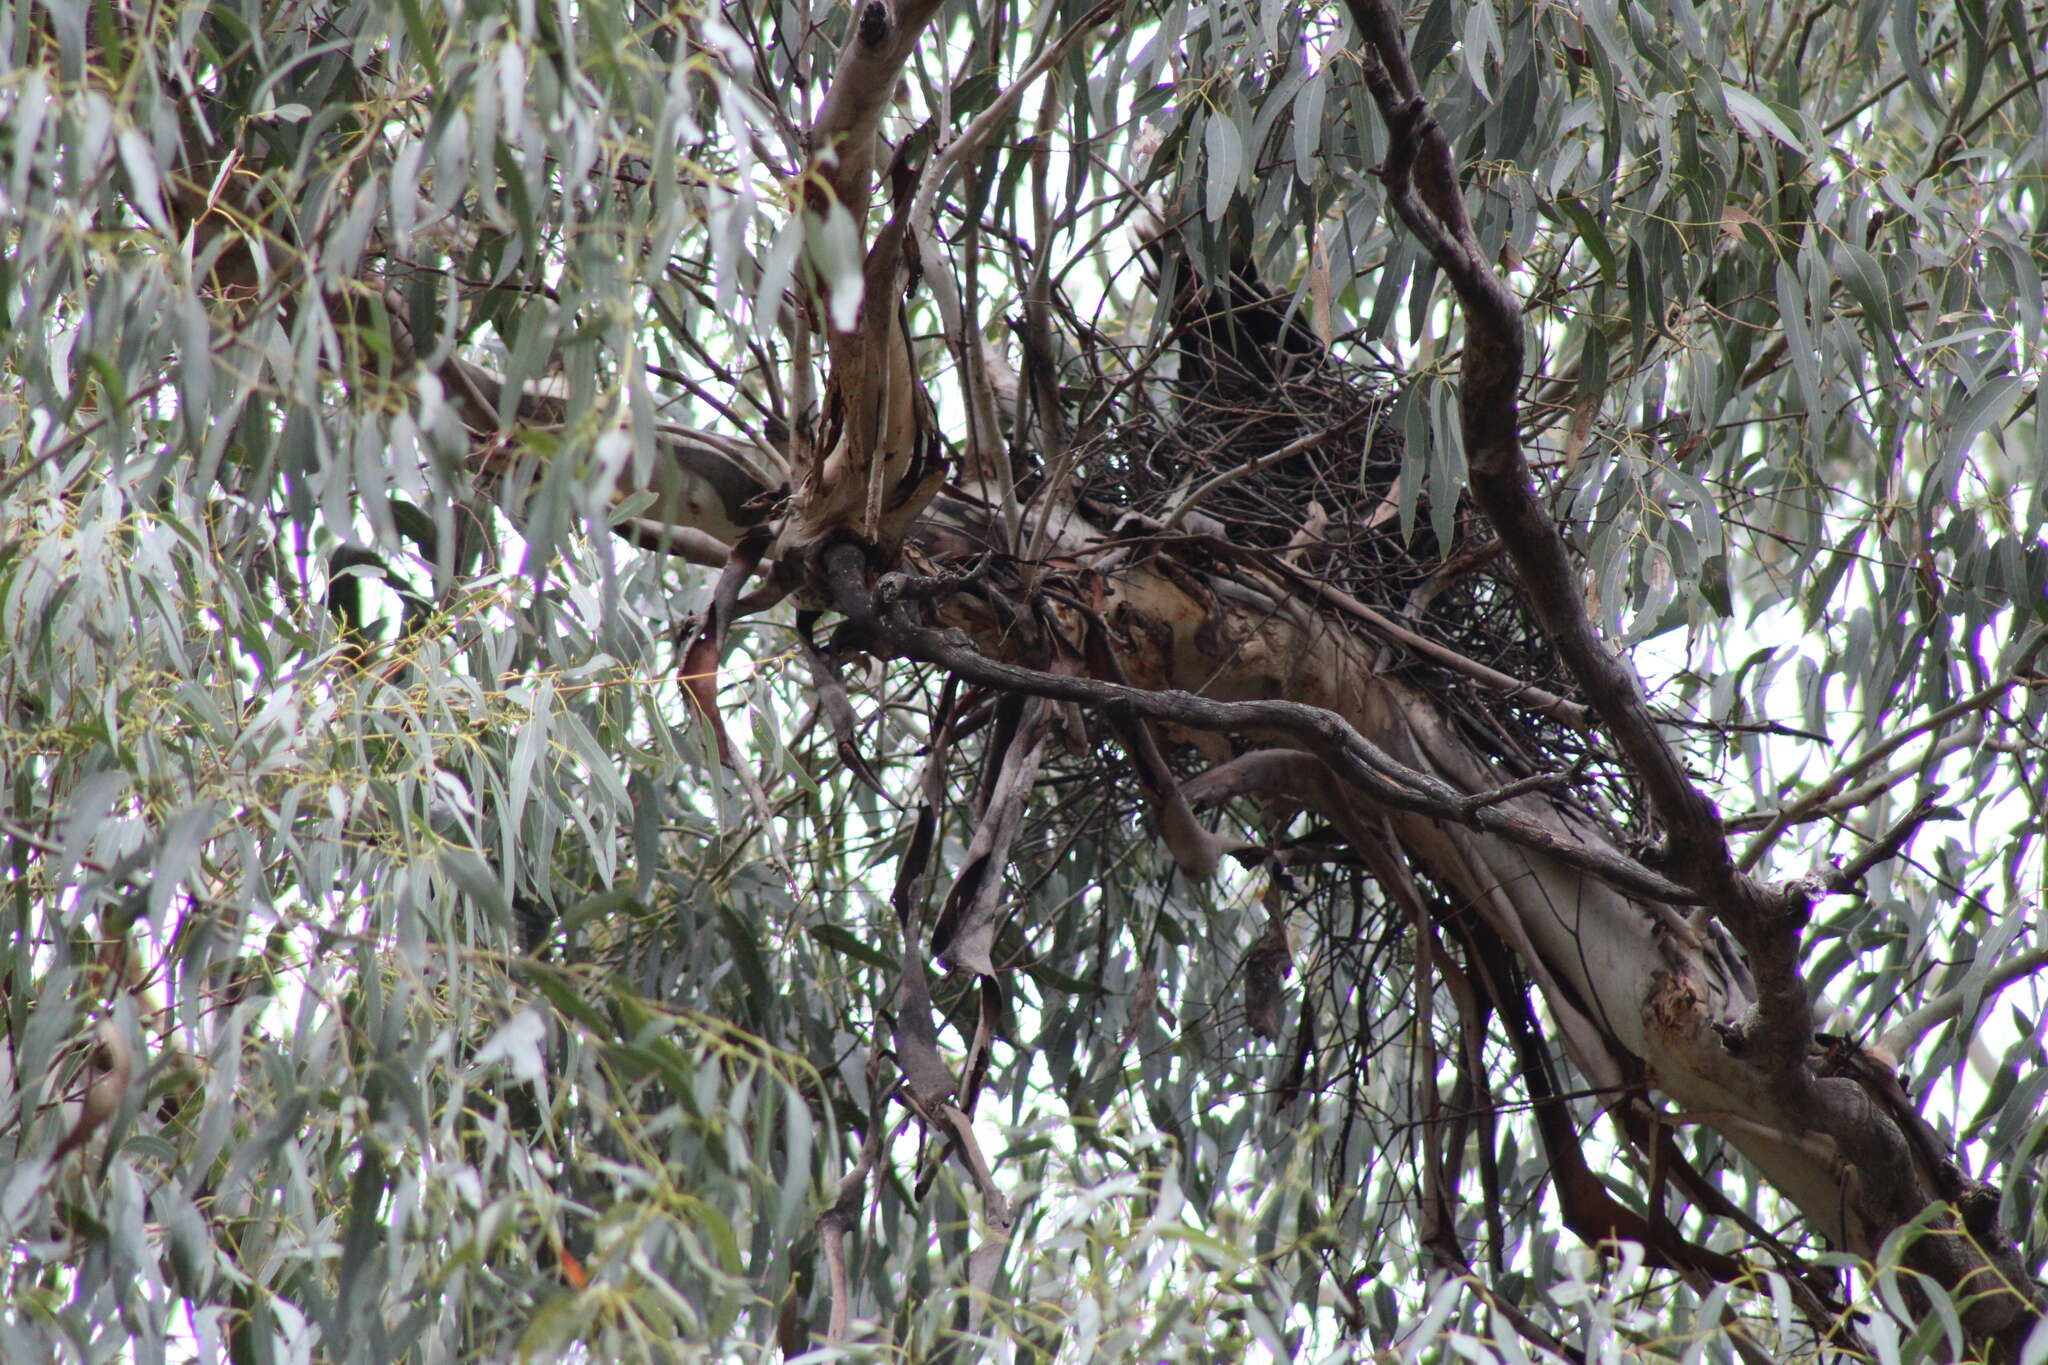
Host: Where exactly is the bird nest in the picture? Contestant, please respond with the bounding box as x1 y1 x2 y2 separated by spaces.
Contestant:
1068 348 1634 825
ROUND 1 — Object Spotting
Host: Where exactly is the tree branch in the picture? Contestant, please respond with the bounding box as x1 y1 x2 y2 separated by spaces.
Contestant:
819 1094 892 1345
1820 795 1959 895
820 541 1696 904
807 0 950 220
1876 946 2048 1062
1098 510 1592 730
1738 648 2041 866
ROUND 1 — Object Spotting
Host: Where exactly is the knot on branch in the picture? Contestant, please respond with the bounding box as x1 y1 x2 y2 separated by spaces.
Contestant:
876 555 994 608
857 1 890 50
1372 95 1429 186
1767 879 1819 928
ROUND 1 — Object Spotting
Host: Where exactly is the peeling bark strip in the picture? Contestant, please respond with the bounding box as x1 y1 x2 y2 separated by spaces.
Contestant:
931 697 1051 977
678 530 769 765
784 1 954 554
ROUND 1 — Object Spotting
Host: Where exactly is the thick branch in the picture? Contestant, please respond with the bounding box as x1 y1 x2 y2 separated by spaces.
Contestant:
807 0 950 219
819 542 1694 904
1097 511 1590 731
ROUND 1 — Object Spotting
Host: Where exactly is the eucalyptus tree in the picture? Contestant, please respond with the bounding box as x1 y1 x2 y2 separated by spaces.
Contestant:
2 0 2045 1362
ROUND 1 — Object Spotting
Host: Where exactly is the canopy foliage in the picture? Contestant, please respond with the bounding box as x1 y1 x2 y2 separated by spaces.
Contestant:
2 0 2046 1361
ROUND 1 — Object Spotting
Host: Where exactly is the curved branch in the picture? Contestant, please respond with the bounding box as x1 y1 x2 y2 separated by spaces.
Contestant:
1344 0 1810 1065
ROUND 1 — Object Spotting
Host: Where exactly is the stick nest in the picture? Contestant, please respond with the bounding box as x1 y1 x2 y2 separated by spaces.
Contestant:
1068 337 1638 829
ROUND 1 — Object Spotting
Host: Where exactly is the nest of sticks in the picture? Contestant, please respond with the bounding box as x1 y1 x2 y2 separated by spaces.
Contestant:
1062 271 1637 829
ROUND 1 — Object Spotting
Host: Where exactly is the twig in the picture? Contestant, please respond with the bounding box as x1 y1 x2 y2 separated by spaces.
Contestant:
1456 766 1579 817
1738 644 2040 868
1661 713 1831 744
1725 729 1980 834
1271 557 1591 731
1876 946 2048 1061
910 0 1119 231
1819 795 1958 895
1159 407 1377 535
